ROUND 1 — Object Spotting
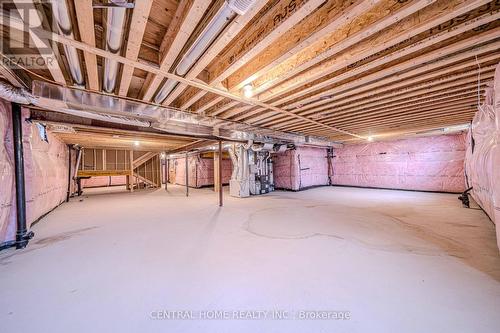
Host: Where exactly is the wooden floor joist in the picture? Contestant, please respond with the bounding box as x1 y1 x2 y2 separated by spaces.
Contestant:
74 0 99 90
6 0 499 141
251 42 500 126
266 66 496 129
231 0 437 93
118 0 153 96
255 0 496 102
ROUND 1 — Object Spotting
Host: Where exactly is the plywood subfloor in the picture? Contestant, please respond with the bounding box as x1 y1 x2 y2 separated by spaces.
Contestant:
1 186 499 332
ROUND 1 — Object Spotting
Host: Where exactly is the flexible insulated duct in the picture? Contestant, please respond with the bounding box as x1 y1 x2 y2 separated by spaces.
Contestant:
154 0 257 104
0 81 34 104
103 2 127 93
51 0 85 86
32 81 343 147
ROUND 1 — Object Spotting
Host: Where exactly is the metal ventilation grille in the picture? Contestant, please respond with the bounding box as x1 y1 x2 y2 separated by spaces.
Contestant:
227 0 257 15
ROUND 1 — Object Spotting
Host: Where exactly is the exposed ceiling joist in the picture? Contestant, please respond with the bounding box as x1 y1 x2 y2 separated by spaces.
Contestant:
74 0 99 90
118 0 153 96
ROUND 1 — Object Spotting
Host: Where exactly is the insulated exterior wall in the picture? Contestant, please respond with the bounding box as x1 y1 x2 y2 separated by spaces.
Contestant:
273 147 330 191
168 154 232 187
331 133 466 193
0 100 70 244
465 63 500 251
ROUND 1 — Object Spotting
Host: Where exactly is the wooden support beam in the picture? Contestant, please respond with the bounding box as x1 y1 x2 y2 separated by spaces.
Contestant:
194 96 225 114
207 100 239 116
118 0 153 96
77 170 131 177
214 149 220 193
74 0 99 90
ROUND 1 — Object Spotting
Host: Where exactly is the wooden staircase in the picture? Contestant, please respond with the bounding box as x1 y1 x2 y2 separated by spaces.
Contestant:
131 152 162 189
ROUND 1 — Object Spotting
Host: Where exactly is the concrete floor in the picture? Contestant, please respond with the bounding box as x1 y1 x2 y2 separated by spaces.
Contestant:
1 185 499 333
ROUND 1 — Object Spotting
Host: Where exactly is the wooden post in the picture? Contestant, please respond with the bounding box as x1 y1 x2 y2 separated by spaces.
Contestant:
214 150 220 193
218 140 223 207
129 150 134 192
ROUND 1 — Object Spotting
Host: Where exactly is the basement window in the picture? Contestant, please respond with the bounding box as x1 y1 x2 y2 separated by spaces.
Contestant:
36 123 48 143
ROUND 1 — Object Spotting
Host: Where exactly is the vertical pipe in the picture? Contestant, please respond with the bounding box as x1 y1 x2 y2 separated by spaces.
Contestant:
327 147 333 186
11 103 32 249
219 140 223 207
66 145 71 202
165 158 170 191
185 152 189 197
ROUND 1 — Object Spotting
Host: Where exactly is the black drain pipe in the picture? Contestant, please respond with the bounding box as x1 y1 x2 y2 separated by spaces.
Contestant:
66 145 71 202
11 102 34 249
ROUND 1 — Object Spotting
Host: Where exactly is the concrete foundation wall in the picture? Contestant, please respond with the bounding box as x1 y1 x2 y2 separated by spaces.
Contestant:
331 133 466 193
0 99 70 244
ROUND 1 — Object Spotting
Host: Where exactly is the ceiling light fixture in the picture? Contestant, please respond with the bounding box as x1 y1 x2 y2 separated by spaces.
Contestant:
134 140 140 146
242 84 253 98
367 136 374 142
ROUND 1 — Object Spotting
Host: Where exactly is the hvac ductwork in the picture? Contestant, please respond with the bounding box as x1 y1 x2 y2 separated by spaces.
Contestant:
31 81 342 147
51 0 85 86
154 0 257 104
0 81 34 104
103 2 127 93
228 140 275 197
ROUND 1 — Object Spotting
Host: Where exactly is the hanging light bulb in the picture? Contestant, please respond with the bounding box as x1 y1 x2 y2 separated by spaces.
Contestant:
243 84 253 98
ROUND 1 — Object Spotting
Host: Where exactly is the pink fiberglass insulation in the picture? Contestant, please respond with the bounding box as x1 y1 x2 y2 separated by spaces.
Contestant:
0 99 70 244
168 154 231 187
465 63 500 250
331 133 466 193
273 146 330 191
82 176 127 188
